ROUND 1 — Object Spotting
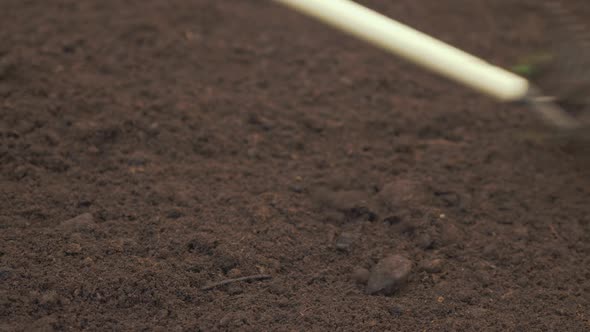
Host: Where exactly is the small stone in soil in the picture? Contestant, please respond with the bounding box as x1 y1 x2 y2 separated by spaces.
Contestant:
82 257 94 266
267 283 288 295
39 291 61 307
227 284 243 295
377 179 427 211
335 231 357 251
227 268 242 278
158 309 170 319
366 254 412 296
389 306 404 317
166 210 183 219
513 226 529 240
416 233 434 250
218 314 232 327
438 222 461 246
12 165 30 179
289 185 304 193
60 213 95 231
352 267 370 284
64 243 82 255
87 145 100 154
420 259 443 273
218 312 247 328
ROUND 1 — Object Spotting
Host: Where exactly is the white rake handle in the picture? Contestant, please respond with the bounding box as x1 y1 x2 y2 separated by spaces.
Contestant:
273 0 530 102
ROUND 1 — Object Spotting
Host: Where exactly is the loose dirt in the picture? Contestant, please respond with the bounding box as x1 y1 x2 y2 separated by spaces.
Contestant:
1 0 589 331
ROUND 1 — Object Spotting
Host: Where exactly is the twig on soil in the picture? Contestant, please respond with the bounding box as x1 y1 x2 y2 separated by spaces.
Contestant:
201 274 272 291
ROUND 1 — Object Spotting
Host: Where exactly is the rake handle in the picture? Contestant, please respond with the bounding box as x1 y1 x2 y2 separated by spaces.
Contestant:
273 0 530 102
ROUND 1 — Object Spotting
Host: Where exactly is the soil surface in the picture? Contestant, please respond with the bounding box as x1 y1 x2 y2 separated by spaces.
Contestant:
1 0 590 331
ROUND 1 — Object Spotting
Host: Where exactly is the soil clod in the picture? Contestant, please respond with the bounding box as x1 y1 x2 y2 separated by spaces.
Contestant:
352 267 370 284
366 254 413 296
420 259 443 273
64 243 82 255
60 213 95 232
335 231 358 251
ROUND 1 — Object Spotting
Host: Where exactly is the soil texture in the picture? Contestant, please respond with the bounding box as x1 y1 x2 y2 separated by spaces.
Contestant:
1 0 590 331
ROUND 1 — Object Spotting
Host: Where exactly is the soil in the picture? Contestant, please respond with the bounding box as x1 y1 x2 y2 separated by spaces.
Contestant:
1 0 590 331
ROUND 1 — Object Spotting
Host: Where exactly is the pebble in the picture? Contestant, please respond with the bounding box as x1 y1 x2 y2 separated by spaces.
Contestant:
376 179 426 211
39 290 61 307
218 312 247 328
64 243 82 255
158 309 170 319
289 185 304 193
352 267 370 284
218 314 232 327
420 259 443 273
389 306 404 317
335 231 357 251
276 297 292 308
482 244 498 260
227 268 242 278
416 233 434 250
227 285 243 295
366 254 413 295
166 210 183 219
82 257 94 267
87 145 100 154
60 213 95 232
438 222 461 246
513 226 529 241
12 165 31 180
267 283 288 295
456 289 478 304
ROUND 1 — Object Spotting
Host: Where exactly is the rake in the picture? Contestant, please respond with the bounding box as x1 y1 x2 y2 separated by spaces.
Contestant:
273 0 590 136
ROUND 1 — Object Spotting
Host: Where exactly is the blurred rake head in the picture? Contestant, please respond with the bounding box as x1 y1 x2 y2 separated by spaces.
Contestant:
508 1 590 150
522 1 590 131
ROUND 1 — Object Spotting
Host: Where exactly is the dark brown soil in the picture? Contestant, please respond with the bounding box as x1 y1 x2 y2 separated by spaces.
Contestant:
1 0 590 331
